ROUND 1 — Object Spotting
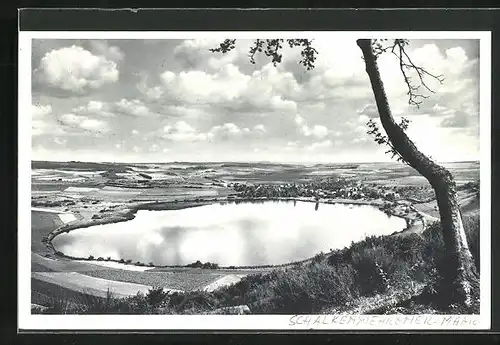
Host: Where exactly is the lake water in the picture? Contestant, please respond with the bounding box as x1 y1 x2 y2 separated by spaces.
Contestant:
52 200 407 267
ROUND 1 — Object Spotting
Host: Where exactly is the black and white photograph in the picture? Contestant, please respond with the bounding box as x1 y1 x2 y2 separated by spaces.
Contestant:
18 30 491 330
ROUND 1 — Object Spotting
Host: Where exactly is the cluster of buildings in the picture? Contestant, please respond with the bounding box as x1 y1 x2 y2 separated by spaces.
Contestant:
229 178 401 201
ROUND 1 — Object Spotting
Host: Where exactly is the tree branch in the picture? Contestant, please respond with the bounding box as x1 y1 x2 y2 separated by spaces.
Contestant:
372 39 445 108
210 39 318 70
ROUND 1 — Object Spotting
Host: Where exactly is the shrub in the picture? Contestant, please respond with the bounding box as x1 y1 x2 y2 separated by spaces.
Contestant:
145 287 168 307
76 289 121 314
351 248 388 296
116 292 151 314
265 261 357 314
186 260 219 269
202 262 219 269
186 260 203 268
463 212 480 271
44 290 74 314
166 290 221 314
312 251 326 263
88 255 94 260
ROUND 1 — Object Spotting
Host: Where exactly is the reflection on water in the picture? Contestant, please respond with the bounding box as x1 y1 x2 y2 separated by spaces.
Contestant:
52 200 407 267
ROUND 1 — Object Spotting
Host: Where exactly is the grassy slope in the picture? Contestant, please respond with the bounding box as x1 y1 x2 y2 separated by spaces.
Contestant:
31 211 64 254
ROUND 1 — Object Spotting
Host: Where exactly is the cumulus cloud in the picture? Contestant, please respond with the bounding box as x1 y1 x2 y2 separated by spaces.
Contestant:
311 125 329 139
306 140 333 151
209 123 243 141
53 137 67 145
141 62 301 114
156 65 250 105
30 38 480 163
295 114 329 139
71 99 157 119
60 113 81 125
32 104 55 136
300 124 329 139
162 121 211 142
149 144 160 152
36 45 119 93
428 101 478 129
79 118 109 132
89 40 125 62
358 104 379 118
59 112 110 133
173 38 255 72
440 109 471 128
254 124 266 133
352 137 368 144
73 100 115 117
357 114 370 124
32 104 52 118
32 120 61 137
114 99 154 117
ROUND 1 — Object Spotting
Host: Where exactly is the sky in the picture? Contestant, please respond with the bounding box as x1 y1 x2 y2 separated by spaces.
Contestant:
30 36 480 163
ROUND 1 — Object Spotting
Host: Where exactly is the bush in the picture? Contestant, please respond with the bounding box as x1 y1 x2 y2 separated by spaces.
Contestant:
145 287 168 308
88 255 94 260
422 214 480 275
312 251 326 263
44 291 74 314
76 289 121 314
202 262 219 269
264 261 357 314
463 212 480 271
117 292 151 314
351 247 389 296
186 260 219 269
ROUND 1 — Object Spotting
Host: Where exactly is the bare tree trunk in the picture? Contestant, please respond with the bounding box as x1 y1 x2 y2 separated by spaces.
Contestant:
356 39 478 308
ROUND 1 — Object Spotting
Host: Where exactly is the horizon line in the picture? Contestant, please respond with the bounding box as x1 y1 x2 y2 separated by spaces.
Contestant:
31 158 480 165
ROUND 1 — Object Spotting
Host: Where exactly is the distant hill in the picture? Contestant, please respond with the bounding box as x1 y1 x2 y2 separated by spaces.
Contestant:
32 160 131 173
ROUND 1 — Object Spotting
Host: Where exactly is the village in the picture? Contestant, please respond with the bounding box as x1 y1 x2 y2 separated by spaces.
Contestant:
229 177 409 202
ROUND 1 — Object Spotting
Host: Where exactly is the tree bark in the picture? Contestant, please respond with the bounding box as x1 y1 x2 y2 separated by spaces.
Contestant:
356 39 479 307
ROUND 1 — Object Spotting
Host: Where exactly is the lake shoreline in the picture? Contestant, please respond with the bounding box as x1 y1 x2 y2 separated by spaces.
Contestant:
45 195 424 270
